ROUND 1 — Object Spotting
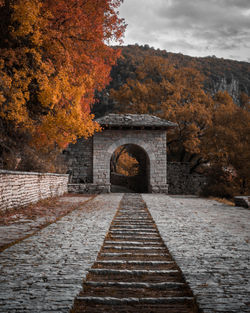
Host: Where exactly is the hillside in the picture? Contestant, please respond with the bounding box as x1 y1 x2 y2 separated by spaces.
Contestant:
93 44 250 117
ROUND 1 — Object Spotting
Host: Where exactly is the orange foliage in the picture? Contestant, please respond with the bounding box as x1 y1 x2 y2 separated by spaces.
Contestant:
111 146 139 176
0 0 125 154
116 149 139 176
201 91 250 194
111 56 214 159
111 55 250 194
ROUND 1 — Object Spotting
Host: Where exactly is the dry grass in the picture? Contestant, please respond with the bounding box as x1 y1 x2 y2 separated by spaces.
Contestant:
0 194 96 253
209 197 234 206
0 194 93 226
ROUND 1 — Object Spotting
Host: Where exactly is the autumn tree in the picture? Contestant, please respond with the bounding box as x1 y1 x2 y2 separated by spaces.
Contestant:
111 145 139 176
0 0 125 171
201 91 250 196
110 56 250 197
94 44 250 117
111 56 214 168
240 92 250 108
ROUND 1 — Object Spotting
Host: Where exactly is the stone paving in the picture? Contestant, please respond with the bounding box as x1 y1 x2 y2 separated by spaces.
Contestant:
0 196 93 251
0 194 122 313
143 194 250 313
0 193 249 313
71 193 199 313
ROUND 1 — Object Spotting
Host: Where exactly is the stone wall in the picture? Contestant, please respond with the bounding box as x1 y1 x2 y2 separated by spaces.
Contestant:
0 170 69 212
63 138 93 183
167 162 207 195
65 129 168 193
68 183 109 194
93 129 168 193
234 196 250 208
63 131 208 195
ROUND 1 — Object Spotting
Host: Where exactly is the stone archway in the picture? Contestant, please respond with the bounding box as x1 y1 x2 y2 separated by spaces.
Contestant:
66 114 176 194
93 129 168 193
93 133 155 190
110 143 150 193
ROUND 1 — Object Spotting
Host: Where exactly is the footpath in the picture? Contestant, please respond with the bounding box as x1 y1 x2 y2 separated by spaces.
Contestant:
0 194 122 312
144 194 250 313
71 193 199 313
0 193 249 312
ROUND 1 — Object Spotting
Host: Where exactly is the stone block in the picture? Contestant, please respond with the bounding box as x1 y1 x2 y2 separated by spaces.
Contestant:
0 170 69 212
234 196 250 208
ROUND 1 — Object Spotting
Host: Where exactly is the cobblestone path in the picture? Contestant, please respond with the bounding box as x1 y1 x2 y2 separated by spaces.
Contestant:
143 194 250 313
71 194 200 313
0 194 122 313
1 194 249 312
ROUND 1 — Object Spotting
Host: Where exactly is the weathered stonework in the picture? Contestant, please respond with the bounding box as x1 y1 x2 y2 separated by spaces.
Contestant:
68 183 110 194
64 115 208 195
234 196 250 208
64 141 208 195
93 129 168 193
0 170 69 212
167 162 207 195
63 138 93 183
64 114 175 194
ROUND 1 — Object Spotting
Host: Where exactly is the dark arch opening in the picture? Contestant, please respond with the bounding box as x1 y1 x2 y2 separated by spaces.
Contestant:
110 144 150 193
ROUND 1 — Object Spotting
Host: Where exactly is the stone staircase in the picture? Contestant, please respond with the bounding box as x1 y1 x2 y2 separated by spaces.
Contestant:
71 194 200 313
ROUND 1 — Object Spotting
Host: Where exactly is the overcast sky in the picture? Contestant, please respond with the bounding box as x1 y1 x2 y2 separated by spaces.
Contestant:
118 0 250 62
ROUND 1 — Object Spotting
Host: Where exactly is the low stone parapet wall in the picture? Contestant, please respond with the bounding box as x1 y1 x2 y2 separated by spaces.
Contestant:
68 183 110 194
234 196 250 208
0 170 69 212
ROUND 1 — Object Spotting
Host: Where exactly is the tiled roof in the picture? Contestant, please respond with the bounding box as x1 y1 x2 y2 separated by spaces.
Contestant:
95 114 177 129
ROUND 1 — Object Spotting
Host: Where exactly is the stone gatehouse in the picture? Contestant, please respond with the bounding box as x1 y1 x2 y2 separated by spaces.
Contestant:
64 114 176 194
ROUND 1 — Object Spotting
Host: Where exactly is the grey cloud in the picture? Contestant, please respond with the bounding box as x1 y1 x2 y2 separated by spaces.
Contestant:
157 0 250 30
118 0 250 61
162 39 197 51
219 0 250 9
217 42 238 51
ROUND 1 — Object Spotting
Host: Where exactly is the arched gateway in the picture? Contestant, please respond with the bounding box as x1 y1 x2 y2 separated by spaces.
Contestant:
110 143 150 193
65 114 176 194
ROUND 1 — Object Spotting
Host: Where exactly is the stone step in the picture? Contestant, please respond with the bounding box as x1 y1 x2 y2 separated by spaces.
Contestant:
100 252 168 257
72 300 198 313
84 281 185 288
71 194 200 313
81 288 193 299
118 214 150 217
115 215 150 217
95 260 174 265
114 219 152 222
103 246 165 250
87 268 182 282
107 235 160 241
104 241 163 245
93 262 177 270
88 269 179 275
108 236 160 240
111 224 155 229
75 296 195 305
117 212 148 214
110 231 158 235
119 210 147 212
113 220 152 223
110 228 157 232
112 223 153 226
99 253 172 261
